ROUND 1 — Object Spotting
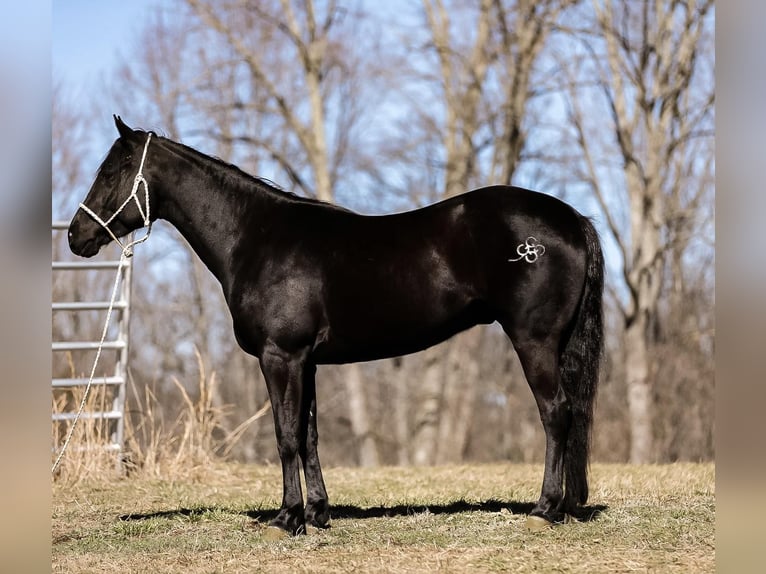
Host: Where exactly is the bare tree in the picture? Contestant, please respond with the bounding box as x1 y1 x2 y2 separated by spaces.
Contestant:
72 0 716 468
409 0 578 465
406 0 492 465
52 87 105 350
489 0 579 183
421 0 495 196
96 0 392 465
52 84 92 220
183 0 341 199
563 0 715 462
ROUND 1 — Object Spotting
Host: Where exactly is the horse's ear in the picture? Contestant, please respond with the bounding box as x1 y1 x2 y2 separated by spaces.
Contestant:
113 115 135 140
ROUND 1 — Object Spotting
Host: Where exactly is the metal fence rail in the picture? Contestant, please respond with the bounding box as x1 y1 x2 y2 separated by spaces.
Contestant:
52 221 132 469
52 261 126 270
52 341 127 351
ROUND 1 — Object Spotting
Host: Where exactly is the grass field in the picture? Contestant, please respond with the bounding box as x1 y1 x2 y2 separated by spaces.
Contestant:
52 461 714 573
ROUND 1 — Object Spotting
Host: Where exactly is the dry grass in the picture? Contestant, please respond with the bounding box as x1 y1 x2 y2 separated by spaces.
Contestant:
52 462 714 573
52 381 123 483
52 349 268 484
121 351 235 480
52 359 714 572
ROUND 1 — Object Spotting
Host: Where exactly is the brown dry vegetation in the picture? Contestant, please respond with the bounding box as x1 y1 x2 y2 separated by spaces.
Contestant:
52 462 714 573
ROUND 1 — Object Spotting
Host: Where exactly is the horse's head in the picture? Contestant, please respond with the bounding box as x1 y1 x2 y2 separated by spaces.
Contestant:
69 116 156 257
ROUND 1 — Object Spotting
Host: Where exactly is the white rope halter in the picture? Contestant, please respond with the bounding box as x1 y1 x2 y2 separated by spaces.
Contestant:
78 133 153 258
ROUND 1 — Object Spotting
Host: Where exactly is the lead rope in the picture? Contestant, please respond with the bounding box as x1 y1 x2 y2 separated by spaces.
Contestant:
51 253 129 474
52 133 153 475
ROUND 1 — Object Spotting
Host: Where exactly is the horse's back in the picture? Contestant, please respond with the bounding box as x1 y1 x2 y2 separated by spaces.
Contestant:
305 186 589 362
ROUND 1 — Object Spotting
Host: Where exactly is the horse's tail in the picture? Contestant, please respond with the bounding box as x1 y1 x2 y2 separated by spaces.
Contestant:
560 215 604 506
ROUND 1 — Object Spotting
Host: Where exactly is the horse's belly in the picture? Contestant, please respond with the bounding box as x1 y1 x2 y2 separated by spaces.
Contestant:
311 298 493 364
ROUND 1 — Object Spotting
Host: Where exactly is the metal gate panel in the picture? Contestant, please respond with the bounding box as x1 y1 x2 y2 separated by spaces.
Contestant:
51 221 132 469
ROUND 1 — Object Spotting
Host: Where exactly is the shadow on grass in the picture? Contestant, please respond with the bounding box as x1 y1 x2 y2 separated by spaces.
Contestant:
119 499 607 524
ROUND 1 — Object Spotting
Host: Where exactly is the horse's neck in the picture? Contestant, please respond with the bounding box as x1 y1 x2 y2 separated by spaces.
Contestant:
152 141 269 294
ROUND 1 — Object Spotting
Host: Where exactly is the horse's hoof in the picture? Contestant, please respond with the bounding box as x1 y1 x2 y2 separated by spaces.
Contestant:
262 525 291 541
525 515 553 531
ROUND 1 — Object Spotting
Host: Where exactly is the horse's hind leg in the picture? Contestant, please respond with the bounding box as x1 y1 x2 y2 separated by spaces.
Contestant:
511 335 571 524
300 363 330 529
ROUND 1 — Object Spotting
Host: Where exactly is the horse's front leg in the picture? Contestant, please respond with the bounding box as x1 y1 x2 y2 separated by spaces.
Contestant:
260 342 309 537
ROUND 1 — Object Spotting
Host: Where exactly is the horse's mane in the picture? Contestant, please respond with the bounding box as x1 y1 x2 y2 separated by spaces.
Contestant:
155 132 339 209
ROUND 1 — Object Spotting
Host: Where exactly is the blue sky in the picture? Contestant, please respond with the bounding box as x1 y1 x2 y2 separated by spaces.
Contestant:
53 0 165 92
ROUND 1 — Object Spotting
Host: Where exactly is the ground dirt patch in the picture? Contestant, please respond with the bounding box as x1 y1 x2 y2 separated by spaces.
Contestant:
52 462 714 573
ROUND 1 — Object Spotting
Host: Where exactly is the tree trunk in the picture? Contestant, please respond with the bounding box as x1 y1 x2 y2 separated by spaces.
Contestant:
436 328 482 463
344 363 380 467
394 360 410 466
411 346 444 466
624 313 654 463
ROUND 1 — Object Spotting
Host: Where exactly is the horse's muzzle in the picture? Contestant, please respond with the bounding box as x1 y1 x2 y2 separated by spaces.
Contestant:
68 216 105 258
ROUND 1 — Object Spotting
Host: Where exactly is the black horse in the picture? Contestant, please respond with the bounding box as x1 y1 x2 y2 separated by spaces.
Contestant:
69 117 604 536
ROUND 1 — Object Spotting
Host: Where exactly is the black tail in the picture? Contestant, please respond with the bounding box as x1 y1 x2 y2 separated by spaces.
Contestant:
560 216 604 506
